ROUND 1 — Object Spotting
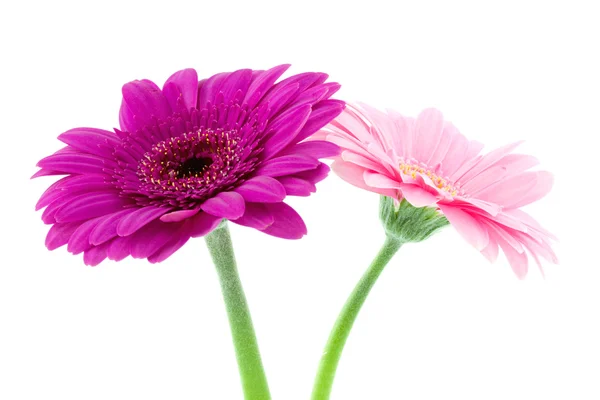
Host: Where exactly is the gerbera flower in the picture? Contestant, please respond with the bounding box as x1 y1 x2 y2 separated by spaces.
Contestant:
320 103 557 278
310 104 558 400
34 65 344 266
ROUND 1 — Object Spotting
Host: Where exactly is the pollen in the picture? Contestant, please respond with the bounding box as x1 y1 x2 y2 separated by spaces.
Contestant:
399 162 459 196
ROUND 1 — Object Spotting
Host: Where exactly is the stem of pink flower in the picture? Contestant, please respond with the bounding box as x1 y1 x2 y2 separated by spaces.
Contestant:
311 235 403 400
205 222 271 400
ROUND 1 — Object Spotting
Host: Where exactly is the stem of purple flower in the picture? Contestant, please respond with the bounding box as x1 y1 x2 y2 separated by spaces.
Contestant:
205 222 271 400
311 235 403 400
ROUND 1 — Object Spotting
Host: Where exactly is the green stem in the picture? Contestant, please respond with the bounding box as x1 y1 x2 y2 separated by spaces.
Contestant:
311 235 403 400
205 223 271 400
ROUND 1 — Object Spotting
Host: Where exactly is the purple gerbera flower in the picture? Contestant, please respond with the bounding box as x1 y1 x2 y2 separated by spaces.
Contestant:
34 64 344 265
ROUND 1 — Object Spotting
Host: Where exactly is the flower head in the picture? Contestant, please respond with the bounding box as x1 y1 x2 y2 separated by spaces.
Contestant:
35 65 344 265
319 104 556 278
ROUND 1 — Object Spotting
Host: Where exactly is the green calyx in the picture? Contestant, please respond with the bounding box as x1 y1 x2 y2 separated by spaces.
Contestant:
379 195 450 243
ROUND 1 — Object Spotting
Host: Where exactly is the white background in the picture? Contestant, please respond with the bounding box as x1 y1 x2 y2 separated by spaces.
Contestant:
1 1 599 399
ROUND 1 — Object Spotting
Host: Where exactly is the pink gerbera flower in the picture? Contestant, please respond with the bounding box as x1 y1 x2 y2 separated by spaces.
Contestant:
34 65 343 265
320 104 557 278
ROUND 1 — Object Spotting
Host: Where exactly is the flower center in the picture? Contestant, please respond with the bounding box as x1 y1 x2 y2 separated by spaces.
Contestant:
399 162 459 196
137 129 241 193
176 156 214 179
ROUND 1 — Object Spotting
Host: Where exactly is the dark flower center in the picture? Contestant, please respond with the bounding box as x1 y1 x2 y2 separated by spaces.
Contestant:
137 129 241 192
176 156 213 179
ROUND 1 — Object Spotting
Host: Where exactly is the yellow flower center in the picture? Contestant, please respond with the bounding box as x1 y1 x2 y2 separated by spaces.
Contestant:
399 162 459 196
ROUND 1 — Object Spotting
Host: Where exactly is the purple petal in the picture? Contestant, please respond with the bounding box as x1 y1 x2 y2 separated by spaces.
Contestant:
37 152 105 175
148 223 192 263
120 79 172 132
116 206 169 237
294 163 330 184
277 177 316 196
89 209 135 245
55 193 131 223
279 140 340 159
219 69 252 104
261 104 312 159
254 155 319 178
67 217 104 254
58 128 119 158
234 176 286 203
162 68 198 111
197 72 229 109
160 208 200 223
232 203 274 230
83 242 110 266
36 175 111 211
260 82 300 119
292 100 345 144
107 236 133 261
31 169 62 178
45 222 80 250
189 212 223 238
201 192 245 220
261 203 307 239
129 220 182 259
289 85 329 107
243 64 290 109
36 176 70 210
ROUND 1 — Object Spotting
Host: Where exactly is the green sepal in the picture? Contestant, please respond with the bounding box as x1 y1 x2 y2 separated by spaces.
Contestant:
379 195 449 243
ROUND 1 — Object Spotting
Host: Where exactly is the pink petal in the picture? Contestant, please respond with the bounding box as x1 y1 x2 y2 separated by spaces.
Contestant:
455 141 523 185
439 204 489 251
201 192 245 220
341 151 389 175
438 131 469 177
363 171 401 189
498 236 529 279
413 108 445 163
481 233 499 263
427 122 455 167
398 184 439 207
505 171 554 209
476 171 539 206
332 161 397 197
